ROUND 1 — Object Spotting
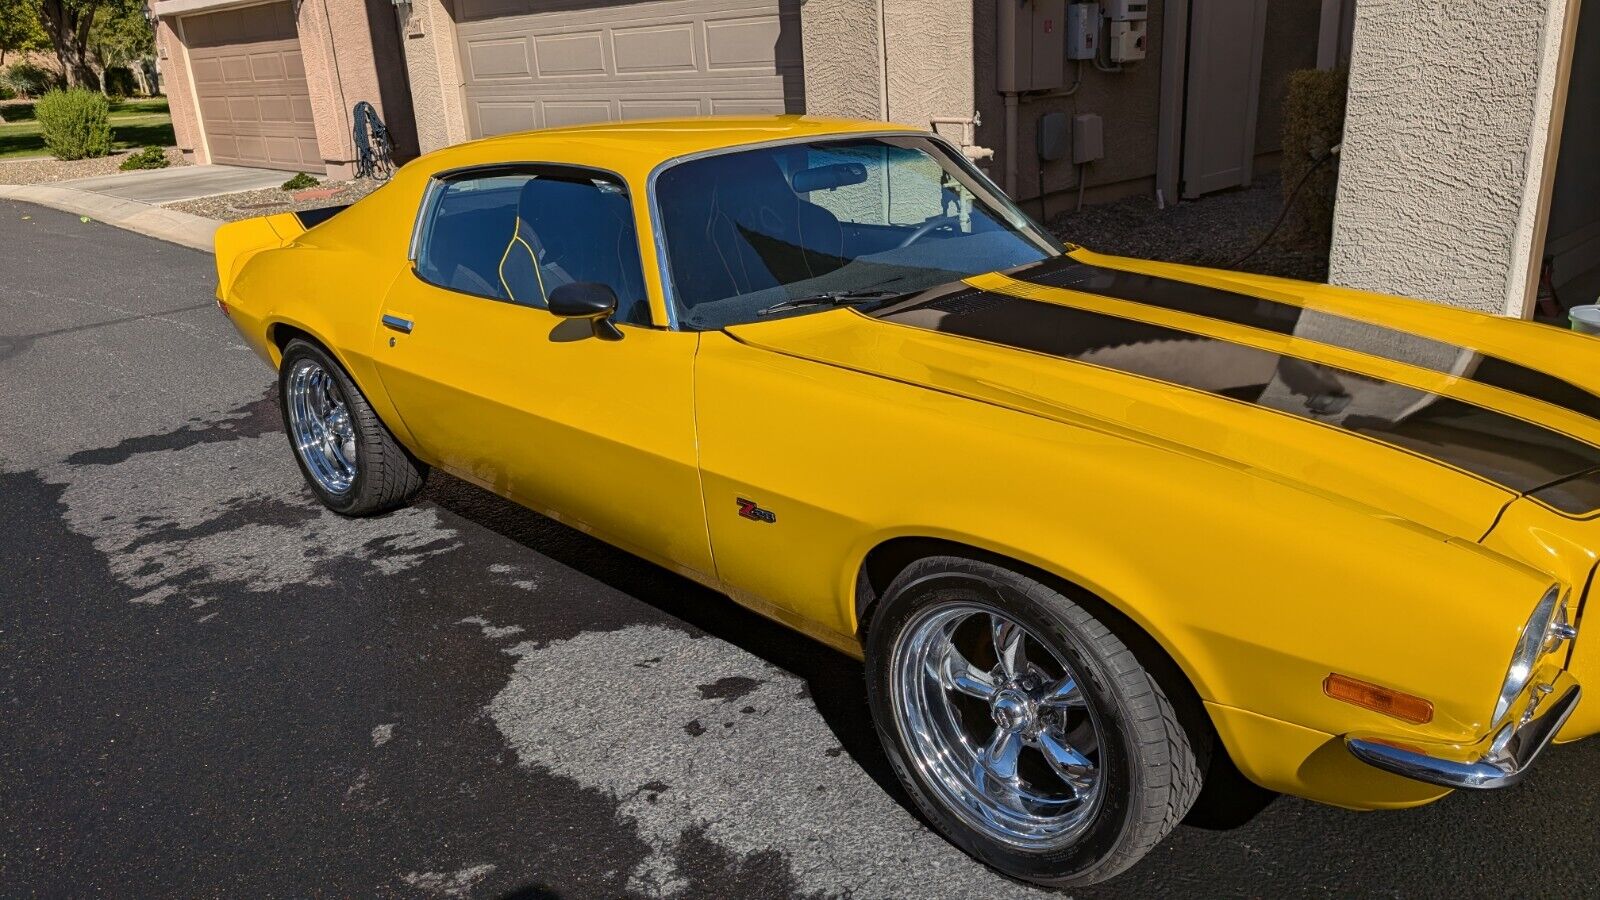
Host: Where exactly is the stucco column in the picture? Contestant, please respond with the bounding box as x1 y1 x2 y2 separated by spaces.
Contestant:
882 0 974 129
154 17 207 165
1328 0 1581 316
292 0 417 177
396 0 467 154
799 0 886 120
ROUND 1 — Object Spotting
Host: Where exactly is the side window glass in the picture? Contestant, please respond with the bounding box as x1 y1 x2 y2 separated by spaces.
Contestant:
414 169 651 325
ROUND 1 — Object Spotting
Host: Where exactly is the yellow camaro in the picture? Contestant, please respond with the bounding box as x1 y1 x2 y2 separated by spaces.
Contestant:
215 117 1596 886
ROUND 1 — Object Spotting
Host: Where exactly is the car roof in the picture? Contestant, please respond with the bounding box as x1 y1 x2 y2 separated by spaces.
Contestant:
414 115 930 180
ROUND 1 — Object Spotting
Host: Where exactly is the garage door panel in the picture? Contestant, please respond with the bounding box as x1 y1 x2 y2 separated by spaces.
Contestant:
457 0 804 139
477 102 541 135
709 97 787 116
258 95 292 124
192 57 224 85
182 2 322 172
704 16 784 71
613 24 698 74
533 32 606 77
467 39 532 79
542 100 613 127
250 53 286 81
618 98 705 120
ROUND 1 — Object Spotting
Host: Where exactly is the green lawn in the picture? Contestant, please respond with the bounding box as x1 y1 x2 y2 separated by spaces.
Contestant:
0 96 175 160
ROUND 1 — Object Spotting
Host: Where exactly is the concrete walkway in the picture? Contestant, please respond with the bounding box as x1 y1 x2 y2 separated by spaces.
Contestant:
52 164 286 205
0 184 221 251
0 164 287 251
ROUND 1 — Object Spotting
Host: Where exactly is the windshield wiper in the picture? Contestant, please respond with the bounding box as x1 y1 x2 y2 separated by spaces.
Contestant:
756 288 908 317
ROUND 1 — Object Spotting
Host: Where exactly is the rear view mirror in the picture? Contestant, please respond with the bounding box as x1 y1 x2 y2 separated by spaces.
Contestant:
548 282 623 341
791 162 868 193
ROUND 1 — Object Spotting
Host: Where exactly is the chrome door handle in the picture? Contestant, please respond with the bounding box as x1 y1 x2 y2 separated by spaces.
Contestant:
382 314 414 334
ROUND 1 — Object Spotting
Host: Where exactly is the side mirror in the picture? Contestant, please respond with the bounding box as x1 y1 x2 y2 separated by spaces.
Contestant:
548 281 623 341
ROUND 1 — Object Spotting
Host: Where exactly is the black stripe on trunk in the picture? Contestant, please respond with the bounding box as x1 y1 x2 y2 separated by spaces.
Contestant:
1010 257 1600 423
873 287 1600 512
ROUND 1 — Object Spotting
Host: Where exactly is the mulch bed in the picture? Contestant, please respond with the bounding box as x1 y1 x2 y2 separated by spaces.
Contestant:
167 177 388 222
0 148 188 186
1046 172 1330 282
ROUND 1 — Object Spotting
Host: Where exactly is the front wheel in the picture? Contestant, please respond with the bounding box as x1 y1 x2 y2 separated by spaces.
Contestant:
278 339 426 516
865 556 1203 887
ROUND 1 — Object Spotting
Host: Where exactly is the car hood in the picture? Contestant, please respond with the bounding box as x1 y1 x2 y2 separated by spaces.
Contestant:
724 248 1600 540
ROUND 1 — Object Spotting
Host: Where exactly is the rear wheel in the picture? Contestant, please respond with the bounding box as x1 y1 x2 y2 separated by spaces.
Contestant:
278 339 425 516
865 556 1203 887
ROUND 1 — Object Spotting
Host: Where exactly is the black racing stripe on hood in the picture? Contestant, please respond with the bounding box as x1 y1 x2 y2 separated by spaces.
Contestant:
872 287 1600 507
1010 256 1600 423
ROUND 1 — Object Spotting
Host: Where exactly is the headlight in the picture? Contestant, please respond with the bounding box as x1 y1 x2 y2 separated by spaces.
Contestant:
1491 586 1564 726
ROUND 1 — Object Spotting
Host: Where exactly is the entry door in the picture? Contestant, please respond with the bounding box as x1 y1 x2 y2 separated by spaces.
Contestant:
1181 0 1268 198
370 169 714 578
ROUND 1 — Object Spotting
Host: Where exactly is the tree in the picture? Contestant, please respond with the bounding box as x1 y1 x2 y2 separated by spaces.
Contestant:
0 0 49 70
37 0 106 88
87 0 151 91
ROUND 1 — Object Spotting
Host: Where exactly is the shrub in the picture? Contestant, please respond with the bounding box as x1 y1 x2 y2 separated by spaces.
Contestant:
3 62 59 98
34 87 113 160
102 66 136 98
119 146 168 170
281 172 319 191
1280 67 1348 249
0 84 14 101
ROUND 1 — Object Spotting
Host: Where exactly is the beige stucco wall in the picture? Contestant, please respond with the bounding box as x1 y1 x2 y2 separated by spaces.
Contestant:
883 0 973 127
396 0 468 155
154 17 204 164
799 0 885 120
1329 0 1581 315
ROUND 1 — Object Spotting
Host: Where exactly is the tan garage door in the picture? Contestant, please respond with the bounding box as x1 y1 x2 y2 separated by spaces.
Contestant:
182 2 322 172
455 0 804 138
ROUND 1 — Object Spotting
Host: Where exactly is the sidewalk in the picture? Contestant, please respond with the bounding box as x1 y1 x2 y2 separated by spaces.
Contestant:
0 164 285 252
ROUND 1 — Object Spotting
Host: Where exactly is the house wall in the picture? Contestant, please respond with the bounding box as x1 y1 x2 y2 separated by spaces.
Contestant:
799 0 884 120
396 0 468 155
151 0 416 176
972 0 1321 217
1329 0 1582 315
154 18 203 164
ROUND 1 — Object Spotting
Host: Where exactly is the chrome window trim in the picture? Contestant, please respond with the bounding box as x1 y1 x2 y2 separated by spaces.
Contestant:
406 160 657 325
644 130 1060 332
407 177 442 263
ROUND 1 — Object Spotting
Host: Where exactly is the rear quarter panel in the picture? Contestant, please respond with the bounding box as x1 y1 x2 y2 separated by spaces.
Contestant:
219 176 426 448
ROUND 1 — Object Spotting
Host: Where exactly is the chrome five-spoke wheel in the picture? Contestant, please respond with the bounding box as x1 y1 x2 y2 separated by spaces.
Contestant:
868 557 1204 886
892 602 1105 850
285 357 358 495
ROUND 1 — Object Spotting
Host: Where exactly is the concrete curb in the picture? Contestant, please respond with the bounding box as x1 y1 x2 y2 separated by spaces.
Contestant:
0 184 218 252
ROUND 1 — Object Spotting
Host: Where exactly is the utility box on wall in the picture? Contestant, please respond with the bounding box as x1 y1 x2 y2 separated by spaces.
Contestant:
998 0 1067 92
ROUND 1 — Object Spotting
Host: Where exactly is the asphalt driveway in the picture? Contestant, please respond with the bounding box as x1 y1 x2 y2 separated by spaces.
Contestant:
3 199 1598 898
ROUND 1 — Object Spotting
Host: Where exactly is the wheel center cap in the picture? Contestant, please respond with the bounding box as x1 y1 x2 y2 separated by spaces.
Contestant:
991 688 1033 732
327 407 351 438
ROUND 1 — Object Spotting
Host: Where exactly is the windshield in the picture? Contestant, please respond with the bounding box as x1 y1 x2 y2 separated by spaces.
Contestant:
654 135 1062 330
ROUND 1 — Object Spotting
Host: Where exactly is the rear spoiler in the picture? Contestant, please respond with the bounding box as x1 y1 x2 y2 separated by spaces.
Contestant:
212 203 348 300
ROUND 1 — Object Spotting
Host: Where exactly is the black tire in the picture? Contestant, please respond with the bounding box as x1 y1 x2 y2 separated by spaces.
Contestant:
278 339 426 516
864 555 1204 887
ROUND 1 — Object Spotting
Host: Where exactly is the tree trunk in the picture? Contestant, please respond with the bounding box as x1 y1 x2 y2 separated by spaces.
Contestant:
39 0 101 88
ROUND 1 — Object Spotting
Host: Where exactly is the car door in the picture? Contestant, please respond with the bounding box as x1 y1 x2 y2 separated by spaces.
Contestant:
369 164 714 579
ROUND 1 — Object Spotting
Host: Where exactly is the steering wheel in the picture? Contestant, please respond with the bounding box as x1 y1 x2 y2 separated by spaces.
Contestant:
895 214 961 249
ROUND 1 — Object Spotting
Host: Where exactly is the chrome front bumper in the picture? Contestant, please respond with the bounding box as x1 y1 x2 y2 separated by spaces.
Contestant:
1344 679 1581 791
